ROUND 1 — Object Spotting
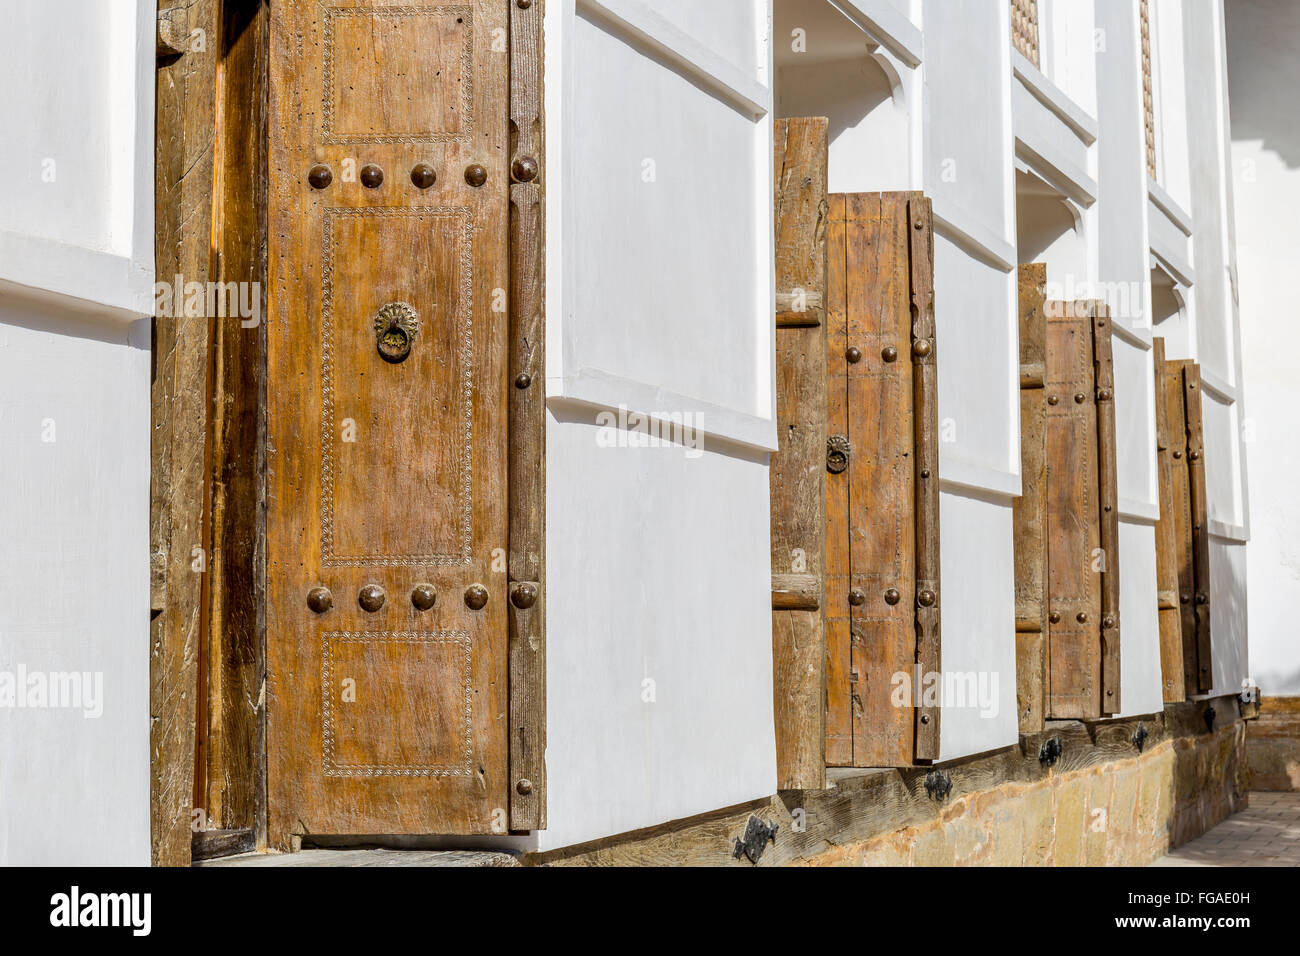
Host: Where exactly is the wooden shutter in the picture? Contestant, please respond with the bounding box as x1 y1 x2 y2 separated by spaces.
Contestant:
1152 338 1186 702
1014 264 1048 733
266 0 510 844
1163 359 1214 693
771 117 828 790
1044 300 1120 718
825 192 940 767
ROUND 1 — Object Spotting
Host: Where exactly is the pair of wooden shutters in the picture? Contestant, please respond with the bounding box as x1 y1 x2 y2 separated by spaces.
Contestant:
1154 342 1213 699
771 118 941 778
1014 264 1121 727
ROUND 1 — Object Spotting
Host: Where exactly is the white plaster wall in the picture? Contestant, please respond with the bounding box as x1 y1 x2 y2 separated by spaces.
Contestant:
540 0 778 851
1226 0 1296 694
0 0 155 865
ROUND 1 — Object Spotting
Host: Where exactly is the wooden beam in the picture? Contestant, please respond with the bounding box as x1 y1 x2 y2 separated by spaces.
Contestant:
1091 303 1121 715
508 0 547 831
1152 338 1186 702
151 0 221 868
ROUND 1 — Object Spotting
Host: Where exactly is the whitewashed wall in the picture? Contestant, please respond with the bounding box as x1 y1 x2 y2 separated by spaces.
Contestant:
0 0 154 866
1226 0 1294 695
541 0 778 851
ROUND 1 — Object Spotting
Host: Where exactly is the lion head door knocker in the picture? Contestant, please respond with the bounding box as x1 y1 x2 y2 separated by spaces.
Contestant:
373 301 421 364
826 434 851 474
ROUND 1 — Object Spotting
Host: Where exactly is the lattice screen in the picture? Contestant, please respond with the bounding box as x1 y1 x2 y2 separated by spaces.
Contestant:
1141 0 1157 179
1011 0 1040 67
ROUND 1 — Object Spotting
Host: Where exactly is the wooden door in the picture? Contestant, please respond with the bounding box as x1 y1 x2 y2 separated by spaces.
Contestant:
1044 300 1120 718
266 0 510 844
1152 338 1186 702
825 192 940 768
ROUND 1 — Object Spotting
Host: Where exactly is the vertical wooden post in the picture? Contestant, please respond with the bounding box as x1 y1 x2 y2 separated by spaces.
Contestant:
1014 264 1048 733
151 0 221 867
771 117 828 790
1183 364 1213 693
908 195 941 761
1152 338 1186 702
508 0 547 830
1091 303 1121 715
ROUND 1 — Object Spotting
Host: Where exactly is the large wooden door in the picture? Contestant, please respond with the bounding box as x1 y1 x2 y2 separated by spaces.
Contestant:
266 0 510 844
824 192 940 768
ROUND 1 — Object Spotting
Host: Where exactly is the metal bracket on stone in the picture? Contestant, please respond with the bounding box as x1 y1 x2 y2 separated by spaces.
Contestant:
732 816 778 864
924 769 952 803
1039 737 1063 767
1204 705 1217 733
1132 723 1149 753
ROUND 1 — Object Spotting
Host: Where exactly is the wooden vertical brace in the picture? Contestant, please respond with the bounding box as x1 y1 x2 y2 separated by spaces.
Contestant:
151 0 221 867
1151 338 1186 702
1013 264 1048 734
1090 303 1121 715
1044 301 1103 719
198 0 270 852
1183 364 1213 693
770 117 828 790
823 195 852 767
907 195 940 761
509 0 546 830
1163 360 1199 695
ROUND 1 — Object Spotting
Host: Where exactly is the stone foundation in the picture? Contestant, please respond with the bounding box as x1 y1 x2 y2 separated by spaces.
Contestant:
1246 696 1300 791
530 697 1248 866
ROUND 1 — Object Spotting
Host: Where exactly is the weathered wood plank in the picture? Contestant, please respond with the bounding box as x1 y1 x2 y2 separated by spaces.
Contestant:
907 195 941 761
1152 338 1186 702
1164 360 1199 695
151 0 221 869
770 117 828 790
1183 363 1213 693
1091 304 1121 715
508 0 547 831
824 194 852 767
1014 264 1048 733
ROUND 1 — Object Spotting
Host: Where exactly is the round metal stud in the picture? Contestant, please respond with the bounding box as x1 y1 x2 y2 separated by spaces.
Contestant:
882 346 899 363
1049 611 1061 624
846 346 863 364
1076 611 1089 624
410 163 437 189
517 0 532 8
912 339 932 358
1180 592 1190 605
512 156 539 183
1196 592 1208 605
516 778 534 795
511 582 538 610
308 164 333 189
921 469 931 479
1048 395 1059 406
884 588 901 606
1103 615 1116 629
918 588 937 608
1074 393 1086 404
358 584 386 613
920 714 930 724
307 586 333 614
848 588 866 607
360 164 384 188
411 583 438 611
1188 450 1200 461
465 164 488 187
1097 388 1112 401
515 372 532 389
1173 451 1183 459
465 584 489 610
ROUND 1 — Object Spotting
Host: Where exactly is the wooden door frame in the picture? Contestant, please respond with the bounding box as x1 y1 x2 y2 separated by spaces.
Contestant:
150 0 547 866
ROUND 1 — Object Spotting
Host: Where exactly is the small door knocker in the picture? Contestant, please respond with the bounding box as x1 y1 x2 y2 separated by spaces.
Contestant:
827 435 851 474
374 301 420 364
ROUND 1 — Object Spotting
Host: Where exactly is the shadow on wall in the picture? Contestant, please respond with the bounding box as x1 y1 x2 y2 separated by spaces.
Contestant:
1226 0 1300 170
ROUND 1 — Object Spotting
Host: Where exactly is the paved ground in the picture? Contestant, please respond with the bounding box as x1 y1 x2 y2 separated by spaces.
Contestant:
1153 792 1300 866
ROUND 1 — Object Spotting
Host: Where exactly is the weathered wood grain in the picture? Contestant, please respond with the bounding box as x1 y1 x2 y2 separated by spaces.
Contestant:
1152 338 1186 702
1045 300 1103 720
1014 264 1048 733
151 0 221 868
770 117 828 790
1183 363 1213 693
266 0 511 845
1163 360 1199 695
508 0 547 832
1090 304 1121 715
907 195 941 761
